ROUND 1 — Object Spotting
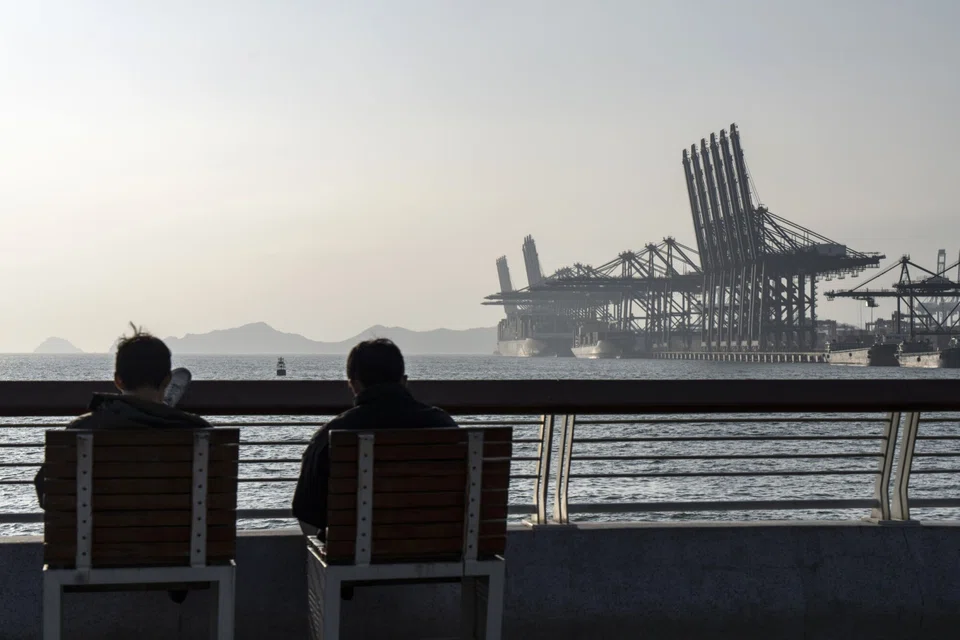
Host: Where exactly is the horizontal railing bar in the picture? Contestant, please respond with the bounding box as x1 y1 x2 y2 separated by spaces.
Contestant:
5 379 960 416
0 456 543 468
567 499 879 513
570 453 881 461
911 499 960 508
918 436 960 440
912 453 960 457
0 425 72 429
0 472 541 484
573 435 885 442
570 470 878 478
0 503 539 525
907 470 960 474
0 422 546 430
212 422 328 427
217 420 546 427
574 417 888 425
0 513 42 524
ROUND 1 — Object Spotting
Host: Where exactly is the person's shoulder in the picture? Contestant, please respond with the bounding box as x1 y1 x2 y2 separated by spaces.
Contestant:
178 410 212 428
324 406 365 432
422 404 458 428
66 413 98 429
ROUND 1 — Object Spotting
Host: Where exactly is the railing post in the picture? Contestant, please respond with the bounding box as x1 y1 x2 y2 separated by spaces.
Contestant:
870 411 900 521
552 415 576 524
529 414 555 525
891 412 921 521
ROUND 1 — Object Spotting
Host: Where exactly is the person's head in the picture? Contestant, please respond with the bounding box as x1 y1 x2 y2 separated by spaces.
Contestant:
113 323 172 401
345 338 406 395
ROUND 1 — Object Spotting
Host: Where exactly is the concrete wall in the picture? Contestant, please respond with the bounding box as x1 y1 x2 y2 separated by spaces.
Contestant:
3 522 960 639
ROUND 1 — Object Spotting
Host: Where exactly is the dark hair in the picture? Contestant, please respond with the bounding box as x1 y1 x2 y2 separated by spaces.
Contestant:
114 323 172 390
346 338 405 387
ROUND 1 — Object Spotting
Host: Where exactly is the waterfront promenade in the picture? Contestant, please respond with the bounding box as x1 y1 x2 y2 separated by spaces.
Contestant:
2 379 960 638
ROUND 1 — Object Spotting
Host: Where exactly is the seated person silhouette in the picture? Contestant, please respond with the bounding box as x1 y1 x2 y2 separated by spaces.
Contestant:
34 324 209 604
293 338 457 537
292 339 457 598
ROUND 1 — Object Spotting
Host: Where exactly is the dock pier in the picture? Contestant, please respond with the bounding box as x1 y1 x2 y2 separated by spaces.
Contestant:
653 350 827 363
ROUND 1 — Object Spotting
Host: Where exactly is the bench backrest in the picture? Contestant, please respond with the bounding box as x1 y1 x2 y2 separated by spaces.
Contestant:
42 428 240 569
323 427 512 565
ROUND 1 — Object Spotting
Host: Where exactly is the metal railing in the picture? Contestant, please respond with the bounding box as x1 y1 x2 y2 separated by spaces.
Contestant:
2 379 959 532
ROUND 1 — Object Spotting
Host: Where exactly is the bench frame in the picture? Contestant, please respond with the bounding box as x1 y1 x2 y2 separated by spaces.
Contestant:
306 429 508 640
41 430 237 640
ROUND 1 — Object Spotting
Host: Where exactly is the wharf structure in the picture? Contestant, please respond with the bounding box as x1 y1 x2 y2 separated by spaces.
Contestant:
485 124 885 359
4 379 960 638
826 251 960 367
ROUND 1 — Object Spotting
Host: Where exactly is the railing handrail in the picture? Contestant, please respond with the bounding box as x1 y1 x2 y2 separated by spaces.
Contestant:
4 379 960 416
3 380 959 530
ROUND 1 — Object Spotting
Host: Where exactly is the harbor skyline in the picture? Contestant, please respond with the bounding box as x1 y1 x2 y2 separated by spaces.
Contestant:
1 1 958 352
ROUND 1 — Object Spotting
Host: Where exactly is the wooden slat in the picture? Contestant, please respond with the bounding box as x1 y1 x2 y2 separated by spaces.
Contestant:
45 429 240 447
330 459 510 479
323 426 512 565
43 460 239 479
329 470 509 494
328 489 506 511
44 541 236 567
44 524 237 544
329 442 511 463
44 493 237 511
322 536 506 563
44 445 238 464
41 427 241 570
44 510 236 529
326 520 505 543
326 504 507 526
329 428 513 447
44 477 238 497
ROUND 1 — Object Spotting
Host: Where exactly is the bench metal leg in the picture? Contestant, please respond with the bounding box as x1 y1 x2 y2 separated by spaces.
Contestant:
461 577 480 639
41 573 62 640
307 555 342 640
484 564 505 640
209 570 236 640
320 572 341 640
461 566 505 640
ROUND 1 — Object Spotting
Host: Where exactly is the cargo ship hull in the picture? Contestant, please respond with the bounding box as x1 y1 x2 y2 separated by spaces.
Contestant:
497 338 574 357
899 347 960 369
571 340 623 359
827 344 899 367
497 339 551 357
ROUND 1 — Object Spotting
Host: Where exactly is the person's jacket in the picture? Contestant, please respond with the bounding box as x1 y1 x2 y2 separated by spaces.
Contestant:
33 393 211 508
291 382 458 534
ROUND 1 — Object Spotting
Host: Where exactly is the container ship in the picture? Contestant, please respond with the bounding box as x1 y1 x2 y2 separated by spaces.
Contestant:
571 323 640 359
496 315 573 357
897 338 960 369
825 341 899 366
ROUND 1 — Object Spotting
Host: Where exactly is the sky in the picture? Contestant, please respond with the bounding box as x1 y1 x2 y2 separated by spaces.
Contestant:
1 0 958 352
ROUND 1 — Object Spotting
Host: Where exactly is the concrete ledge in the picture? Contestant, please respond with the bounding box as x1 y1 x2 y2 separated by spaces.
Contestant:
3 522 960 639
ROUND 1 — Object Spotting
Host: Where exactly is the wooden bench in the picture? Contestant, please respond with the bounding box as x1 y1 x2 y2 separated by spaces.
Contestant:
41 428 240 640
306 426 512 640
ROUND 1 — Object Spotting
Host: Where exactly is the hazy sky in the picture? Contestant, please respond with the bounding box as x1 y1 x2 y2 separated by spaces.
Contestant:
1 0 958 352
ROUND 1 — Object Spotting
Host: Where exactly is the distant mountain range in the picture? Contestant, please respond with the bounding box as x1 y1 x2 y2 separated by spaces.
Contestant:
105 322 497 355
33 337 84 354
